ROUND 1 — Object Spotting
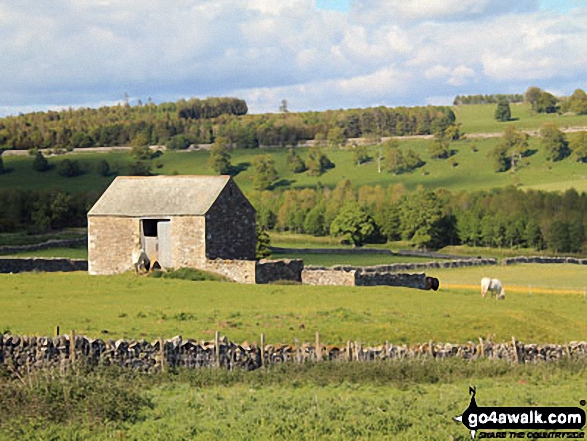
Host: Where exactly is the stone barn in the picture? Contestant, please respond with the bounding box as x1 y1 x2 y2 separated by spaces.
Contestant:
87 175 257 282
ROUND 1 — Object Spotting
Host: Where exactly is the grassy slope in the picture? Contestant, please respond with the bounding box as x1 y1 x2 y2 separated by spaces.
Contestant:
456 103 587 133
3 136 587 194
1 268 585 344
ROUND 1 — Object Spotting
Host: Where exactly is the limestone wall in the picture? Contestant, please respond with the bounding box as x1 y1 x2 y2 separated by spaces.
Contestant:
255 259 304 284
203 259 257 284
0 258 88 274
88 216 140 275
170 216 206 269
0 238 86 255
302 268 357 286
502 256 587 265
2 333 585 374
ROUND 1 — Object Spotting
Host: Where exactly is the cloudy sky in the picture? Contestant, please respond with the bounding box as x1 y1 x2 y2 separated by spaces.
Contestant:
1 0 586 115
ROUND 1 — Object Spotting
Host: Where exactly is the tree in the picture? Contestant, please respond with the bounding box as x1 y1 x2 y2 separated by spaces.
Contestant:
330 203 377 246
166 134 192 150
429 138 450 159
32 152 49 172
524 86 542 109
57 159 82 177
306 146 334 176
494 101 511 122
352 144 370 165
327 127 346 149
398 189 444 249
569 89 587 115
127 161 152 176
251 154 278 190
207 136 232 174
96 159 111 177
491 126 529 172
286 148 306 173
571 132 587 163
256 224 271 259
535 91 559 114
279 99 289 113
130 133 152 160
540 123 568 162
304 205 327 236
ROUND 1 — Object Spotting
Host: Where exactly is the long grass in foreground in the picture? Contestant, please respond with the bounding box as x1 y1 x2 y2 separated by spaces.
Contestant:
1 360 585 440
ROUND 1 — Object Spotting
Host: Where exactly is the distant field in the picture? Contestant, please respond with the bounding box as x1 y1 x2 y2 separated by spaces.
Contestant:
456 103 587 134
0 246 88 259
3 135 587 194
1 267 585 345
272 252 441 266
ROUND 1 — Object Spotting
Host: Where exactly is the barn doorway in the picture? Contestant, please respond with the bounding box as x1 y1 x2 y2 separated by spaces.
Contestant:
141 219 172 268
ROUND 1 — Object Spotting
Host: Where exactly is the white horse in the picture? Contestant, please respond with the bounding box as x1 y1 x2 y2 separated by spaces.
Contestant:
481 277 505 300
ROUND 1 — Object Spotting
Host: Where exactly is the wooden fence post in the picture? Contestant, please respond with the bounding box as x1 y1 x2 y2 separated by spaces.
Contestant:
215 331 220 368
159 337 166 373
315 332 321 362
54 326 60 337
295 337 300 364
385 341 390 360
512 336 519 363
478 338 484 359
260 333 265 368
69 329 76 366
346 341 352 362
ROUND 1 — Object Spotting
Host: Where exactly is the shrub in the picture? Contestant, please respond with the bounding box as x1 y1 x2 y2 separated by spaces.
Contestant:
96 159 110 176
32 152 49 172
57 159 82 177
150 267 229 282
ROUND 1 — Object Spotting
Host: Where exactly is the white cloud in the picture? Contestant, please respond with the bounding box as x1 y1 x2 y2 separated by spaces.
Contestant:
0 0 587 114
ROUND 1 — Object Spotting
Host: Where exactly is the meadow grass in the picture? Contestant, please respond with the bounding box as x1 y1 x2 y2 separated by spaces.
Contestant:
2 360 585 440
271 252 442 266
1 267 585 345
1 245 88 259
456 103 587 134
3 134 587 195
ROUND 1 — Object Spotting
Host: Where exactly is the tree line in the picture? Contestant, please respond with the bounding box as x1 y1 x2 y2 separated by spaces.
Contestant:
454 94 524 105
251 182 587 253
0 98 455 151
0 182 585 254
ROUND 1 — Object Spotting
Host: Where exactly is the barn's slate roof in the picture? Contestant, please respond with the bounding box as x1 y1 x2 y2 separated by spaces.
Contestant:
88 175 232 217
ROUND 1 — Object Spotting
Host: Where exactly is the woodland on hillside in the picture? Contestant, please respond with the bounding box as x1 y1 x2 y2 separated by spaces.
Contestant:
0 98 455 151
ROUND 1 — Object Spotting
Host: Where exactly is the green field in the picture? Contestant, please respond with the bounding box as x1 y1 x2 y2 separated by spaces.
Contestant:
456 103 587 134
1 265 586 345
2 360 585 440
3 128 587 195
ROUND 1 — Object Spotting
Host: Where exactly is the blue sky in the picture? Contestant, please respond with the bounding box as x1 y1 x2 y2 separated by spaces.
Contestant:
1 0 586 115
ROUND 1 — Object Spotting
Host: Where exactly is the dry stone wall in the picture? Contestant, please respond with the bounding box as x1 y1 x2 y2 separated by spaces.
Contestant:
2 334 585 374
255 259 303 284
502 256 587 265
0 238 86 255
0 258 88 274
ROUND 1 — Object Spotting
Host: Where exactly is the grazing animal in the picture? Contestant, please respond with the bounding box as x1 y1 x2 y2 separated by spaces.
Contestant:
132 249 151 273
425 276 440 291
481 277 505 300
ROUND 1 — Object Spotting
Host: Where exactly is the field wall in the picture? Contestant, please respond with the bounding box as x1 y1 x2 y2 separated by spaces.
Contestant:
502 256 587 265
0 238 86 255
0 257 88 274
1 334 586 373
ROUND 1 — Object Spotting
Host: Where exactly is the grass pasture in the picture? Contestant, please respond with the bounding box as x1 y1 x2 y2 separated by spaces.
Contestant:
456 103 587 134
1 266 586 439
2 360 586 440
3 133 587 195
1 264 585 345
